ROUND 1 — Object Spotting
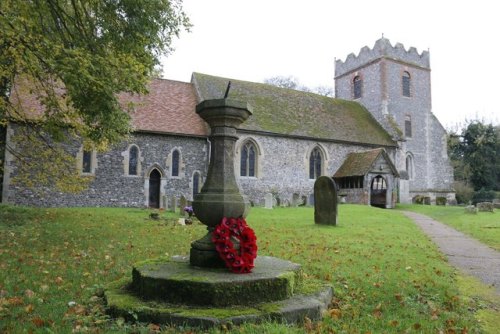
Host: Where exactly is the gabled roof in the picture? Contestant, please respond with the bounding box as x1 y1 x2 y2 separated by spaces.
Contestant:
333 148 399 177
120 79 208 136
192 73 396 147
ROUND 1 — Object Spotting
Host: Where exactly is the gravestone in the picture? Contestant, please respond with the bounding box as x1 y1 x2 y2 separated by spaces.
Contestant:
179 195 187 211
314 176 338 225
264 193 273 209
162 195 168 211
170 197 177 213
292 193 300 207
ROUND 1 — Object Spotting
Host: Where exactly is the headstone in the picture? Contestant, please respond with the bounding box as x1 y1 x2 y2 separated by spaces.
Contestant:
162 195 169 211
464 205 478 214
292 193 300 207
179 195 187 211
264 193 273 209
314 176 338 225
170 197 177 213
477 202 494 212
308 194 315 206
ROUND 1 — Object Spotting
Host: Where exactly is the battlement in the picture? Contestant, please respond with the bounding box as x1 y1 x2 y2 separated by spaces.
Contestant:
335 37 430 77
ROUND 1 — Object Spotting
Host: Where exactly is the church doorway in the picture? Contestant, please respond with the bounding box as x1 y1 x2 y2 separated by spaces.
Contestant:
148 169 161 208
370 175 387 208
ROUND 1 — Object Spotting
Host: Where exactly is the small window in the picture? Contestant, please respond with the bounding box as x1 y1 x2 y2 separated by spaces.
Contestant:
402 71 411 97
172 150 180 177
353 75 362 99
240 141 257 177
371 175 387 190
406 154 414 180
405 115 412 138
309 147 322 179
82 150 92 173
129 146 139 176
193 172 200 197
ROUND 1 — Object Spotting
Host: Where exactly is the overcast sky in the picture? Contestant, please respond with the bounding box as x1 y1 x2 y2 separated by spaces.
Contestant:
161 0 499 129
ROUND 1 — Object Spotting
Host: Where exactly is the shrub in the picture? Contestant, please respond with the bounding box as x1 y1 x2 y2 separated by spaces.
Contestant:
436 197 447 206
453 181 474 204
472 188 496 205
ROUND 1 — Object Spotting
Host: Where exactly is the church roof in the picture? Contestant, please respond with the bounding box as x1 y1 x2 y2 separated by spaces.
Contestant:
120 79 208 136
192 73 395 146
333 148 398 177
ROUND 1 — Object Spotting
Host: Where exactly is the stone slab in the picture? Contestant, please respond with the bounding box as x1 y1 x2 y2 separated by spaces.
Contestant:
106 276 333 329
130 256 302 306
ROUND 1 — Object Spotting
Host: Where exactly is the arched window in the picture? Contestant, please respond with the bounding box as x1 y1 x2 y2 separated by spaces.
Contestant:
309 147 322 179
172 149 180 177
402 71 411 97
193 172 200 197
405 115 412 138
353 75 362 99
128 145 139 176
406 154 414 180
371 175 387 190
240 141 256 177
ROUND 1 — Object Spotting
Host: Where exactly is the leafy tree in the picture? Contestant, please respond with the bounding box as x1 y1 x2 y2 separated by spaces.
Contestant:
264 75 333 96
0 0 190 192
448 120 499 192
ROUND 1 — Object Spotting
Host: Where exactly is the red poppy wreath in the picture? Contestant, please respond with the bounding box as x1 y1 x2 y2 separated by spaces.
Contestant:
212 217 258 273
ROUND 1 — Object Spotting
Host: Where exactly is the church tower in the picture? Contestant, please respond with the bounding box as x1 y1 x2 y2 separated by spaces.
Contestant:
334 37 455 203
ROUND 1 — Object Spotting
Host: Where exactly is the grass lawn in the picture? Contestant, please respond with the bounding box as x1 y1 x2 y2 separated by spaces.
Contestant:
397 204 500 251
0 204 492 333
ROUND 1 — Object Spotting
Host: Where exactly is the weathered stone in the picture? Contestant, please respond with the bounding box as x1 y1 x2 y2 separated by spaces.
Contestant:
464 205 478 214
314 176 338 225
477 202 494 212
191 99 252 268
264 193 273 209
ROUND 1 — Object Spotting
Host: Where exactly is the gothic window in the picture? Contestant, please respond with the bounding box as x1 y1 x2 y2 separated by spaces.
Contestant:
172 149 180 177
128 145 139 176
309 147 322 179
82 150 92 173
353 75 362 99
193 172 200 197
240 141 256 177
371 175 387 190
406 154 414 180
405 115 412 137
402 71 411 97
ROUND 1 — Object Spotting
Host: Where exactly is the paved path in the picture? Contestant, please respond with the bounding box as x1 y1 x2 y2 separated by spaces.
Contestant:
403 211 500 295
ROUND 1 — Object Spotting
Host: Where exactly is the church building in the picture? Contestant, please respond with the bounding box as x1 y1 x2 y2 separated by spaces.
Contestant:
1 38 455 208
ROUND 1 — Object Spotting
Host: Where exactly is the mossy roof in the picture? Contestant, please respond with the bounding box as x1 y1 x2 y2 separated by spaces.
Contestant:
333 148 397 177
192 73 395 146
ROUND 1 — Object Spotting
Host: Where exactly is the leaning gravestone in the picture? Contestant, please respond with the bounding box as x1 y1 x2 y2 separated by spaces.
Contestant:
169 197 177 213
264 193 273 209
314 176 338 225
179 195 187 211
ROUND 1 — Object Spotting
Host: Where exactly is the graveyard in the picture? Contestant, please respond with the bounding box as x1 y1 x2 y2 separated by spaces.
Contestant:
1 204 498 333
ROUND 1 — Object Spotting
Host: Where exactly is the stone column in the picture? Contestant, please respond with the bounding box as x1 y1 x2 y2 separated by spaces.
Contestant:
190 99 252 267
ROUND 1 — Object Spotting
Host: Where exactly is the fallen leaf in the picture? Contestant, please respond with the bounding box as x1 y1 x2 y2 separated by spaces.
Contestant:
7 296 23 306
31 317 45 327
55 277 64 285
24 289 35 298
25 304 34 313
329 308 341 319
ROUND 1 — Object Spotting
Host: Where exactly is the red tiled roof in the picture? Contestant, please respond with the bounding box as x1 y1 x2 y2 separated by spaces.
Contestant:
121 79 208 136
8 77 208 137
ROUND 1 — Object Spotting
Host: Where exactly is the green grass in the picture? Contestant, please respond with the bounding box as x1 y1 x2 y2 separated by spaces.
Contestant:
0 204 489 333
398 204 500 251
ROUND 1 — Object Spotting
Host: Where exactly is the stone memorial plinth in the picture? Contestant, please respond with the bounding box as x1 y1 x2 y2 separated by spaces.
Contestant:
105 97 333 328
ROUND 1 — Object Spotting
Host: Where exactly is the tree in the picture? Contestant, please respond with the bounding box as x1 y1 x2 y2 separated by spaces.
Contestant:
448 120 500 192
0 0 190 193
264 75 333 97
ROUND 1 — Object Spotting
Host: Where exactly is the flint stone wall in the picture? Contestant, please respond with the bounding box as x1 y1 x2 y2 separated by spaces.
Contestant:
4 124 208 207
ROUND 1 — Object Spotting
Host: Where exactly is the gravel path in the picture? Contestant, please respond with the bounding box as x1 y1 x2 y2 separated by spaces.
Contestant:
403 211 500 295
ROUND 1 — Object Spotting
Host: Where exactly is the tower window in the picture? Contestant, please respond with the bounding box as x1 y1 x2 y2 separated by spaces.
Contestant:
353 75 362 99
402 71 411 97
406 154 414 180
405 115 412 137
309 147 322 179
